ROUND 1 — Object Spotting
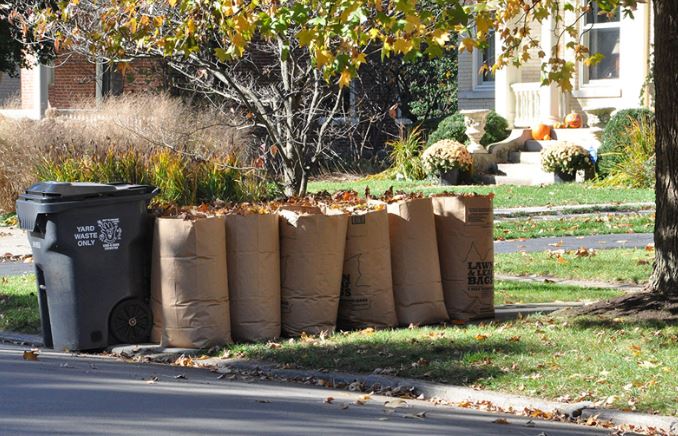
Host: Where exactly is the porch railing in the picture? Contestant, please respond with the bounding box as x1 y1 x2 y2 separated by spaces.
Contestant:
511 82 541 128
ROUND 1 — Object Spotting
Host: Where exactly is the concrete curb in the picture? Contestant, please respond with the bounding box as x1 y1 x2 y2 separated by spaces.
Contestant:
496 274 645 293
202 358 676 434
495 202 655 218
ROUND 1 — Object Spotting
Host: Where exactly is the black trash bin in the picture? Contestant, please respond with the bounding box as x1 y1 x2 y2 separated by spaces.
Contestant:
16 182 158 351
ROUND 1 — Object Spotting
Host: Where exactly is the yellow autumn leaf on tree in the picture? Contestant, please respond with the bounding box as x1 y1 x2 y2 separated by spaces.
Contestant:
353 52 367 66
431 29 450 46
168 0 178 7
476 13 492 35
461 37 475 52
186 18 196 35
315 48 334 67
403 14 421 33
338 69 352 88
297 28 314 46
393 37 413 54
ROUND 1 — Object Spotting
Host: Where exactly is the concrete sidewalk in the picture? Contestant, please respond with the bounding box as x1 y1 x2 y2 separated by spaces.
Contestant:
0 231 655 276
495 232 653 254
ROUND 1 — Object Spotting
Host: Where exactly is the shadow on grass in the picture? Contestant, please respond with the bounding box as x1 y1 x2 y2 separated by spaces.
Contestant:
0 292 40 334
239 335 538 385
569 316 673 331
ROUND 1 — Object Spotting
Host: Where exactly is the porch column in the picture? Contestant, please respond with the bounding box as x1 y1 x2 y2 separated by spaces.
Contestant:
29 62 49 120
539 15 561 120
494 32 520 128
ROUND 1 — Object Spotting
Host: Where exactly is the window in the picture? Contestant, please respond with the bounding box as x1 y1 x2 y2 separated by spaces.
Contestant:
473 30 495 89
582 5 620 83
101 64 124 97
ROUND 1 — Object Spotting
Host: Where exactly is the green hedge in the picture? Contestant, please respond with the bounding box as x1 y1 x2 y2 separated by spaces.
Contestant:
426 110 510 147
597 108 655 178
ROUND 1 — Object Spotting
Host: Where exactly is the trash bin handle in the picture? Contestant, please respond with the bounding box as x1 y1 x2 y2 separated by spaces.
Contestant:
150 187 160 197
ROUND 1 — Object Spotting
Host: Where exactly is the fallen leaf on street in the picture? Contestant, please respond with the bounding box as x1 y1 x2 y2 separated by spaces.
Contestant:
256 400 272 403
384 399 408 409
324 397 334 404
492 418 510 424
22 350 39 361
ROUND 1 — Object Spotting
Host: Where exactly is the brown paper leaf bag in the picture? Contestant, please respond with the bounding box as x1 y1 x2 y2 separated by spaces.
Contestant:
225 213 281 342
150 216 232 348
432 195 495 320
278 206 348 336
386 197 448 325
339 208 398 330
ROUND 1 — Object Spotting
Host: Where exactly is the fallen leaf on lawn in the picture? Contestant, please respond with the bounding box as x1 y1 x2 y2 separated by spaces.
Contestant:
509 335 521 342
637 259 649 265
492 418 510 424
474 334 488 341
384 399 408 409
324 397 334 404
359 327 375 336
22 350 38 361
638 360 657 368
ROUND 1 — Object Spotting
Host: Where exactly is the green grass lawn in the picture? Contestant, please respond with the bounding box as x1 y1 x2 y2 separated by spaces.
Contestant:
0 274 40 334
496 249 653 284
495 213 654 240
494 280 622 304
308 180 654 209
227 316 678 416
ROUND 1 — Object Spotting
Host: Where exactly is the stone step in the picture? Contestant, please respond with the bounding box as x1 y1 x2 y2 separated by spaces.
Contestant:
495 163 556 185
552 128 600 142
524 140 563 152
508 151 542 164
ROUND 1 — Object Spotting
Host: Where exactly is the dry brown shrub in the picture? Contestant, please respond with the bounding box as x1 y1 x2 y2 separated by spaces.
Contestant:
0 93 255 211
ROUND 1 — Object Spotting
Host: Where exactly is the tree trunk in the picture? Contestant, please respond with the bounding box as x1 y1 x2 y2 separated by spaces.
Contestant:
649 0 678 297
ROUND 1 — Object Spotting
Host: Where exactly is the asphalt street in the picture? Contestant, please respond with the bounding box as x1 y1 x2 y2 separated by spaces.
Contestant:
0 344 609 436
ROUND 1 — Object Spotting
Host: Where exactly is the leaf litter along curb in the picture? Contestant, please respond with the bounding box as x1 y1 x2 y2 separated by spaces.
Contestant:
103 343 674 435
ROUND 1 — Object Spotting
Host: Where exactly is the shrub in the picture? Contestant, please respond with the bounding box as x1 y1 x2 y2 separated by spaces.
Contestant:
426 110 510 146
541 143 594 176
36 148 270 206
421 140 473 176
386 125 426 181
0 94 261 211
597 119 655 188
597 108 655 178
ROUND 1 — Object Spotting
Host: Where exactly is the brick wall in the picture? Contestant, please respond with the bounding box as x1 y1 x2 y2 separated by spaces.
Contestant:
20 68 34 110
46 54 166 109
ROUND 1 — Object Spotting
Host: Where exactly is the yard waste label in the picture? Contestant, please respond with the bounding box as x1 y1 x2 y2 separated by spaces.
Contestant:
73 218 122 250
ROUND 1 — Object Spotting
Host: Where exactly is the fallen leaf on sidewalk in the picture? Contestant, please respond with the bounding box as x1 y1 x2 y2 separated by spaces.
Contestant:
22 350 38 361
324 397 334 404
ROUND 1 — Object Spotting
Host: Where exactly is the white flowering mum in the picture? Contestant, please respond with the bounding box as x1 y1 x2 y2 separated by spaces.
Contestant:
541 143 593 175
421 140 473 176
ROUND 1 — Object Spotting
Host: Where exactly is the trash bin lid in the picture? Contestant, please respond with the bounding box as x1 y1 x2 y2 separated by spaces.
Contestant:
20 182 156 203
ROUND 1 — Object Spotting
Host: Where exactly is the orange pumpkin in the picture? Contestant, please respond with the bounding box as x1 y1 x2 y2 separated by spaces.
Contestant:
553 122 564 129
531 123 551 140
564 111 583 128
544 134 552 140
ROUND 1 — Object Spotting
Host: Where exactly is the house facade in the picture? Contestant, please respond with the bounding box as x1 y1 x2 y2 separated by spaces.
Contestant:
458 1 654 128
0 54 165 120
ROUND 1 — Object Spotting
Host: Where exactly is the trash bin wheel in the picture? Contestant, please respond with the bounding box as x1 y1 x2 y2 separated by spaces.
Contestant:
109 299 152 344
